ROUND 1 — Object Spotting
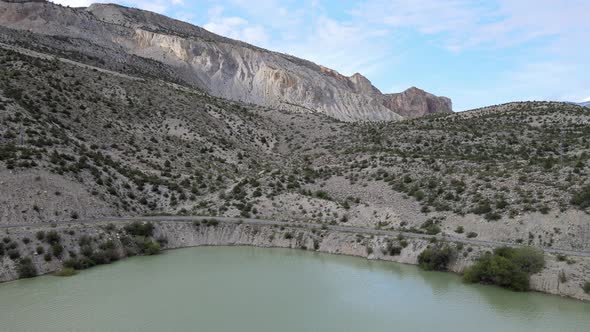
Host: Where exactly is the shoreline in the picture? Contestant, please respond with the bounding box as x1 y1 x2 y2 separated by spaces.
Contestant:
1 219 589 301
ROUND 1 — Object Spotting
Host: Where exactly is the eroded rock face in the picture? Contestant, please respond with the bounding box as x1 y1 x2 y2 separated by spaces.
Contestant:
383 87 453 118
0 1 452 121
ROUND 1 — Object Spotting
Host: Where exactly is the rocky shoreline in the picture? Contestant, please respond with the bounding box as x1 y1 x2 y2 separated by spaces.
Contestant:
1 220 589 301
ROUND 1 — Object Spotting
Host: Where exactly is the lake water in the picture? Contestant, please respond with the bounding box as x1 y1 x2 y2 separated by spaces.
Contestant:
0 246 588 331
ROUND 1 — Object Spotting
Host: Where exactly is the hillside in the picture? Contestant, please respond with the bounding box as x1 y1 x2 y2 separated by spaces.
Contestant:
0 0 452 122
1 42 590 254
1 0 590 303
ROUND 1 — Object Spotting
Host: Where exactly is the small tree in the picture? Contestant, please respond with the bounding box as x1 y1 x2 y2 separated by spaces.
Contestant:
17 257 37 279
418 245 455 271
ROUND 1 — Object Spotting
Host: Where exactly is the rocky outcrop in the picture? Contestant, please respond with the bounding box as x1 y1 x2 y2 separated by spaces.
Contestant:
0 1 451 121
383 87 453 118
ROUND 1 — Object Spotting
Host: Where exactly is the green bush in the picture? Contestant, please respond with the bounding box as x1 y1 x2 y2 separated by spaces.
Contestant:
8 249 20 260
51 243 64 258
583 281 590 294
418 245 455 271
17 257 37 279
509 246 545 274
45 231 61 245
143 241 161 255
203 219 219 226
455 226 464 234
124 222 155 237
55 267 78 277
571 185 590 209
463 246 545 291
466 232 478 238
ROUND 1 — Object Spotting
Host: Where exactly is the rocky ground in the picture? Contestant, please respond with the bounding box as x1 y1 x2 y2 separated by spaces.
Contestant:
0 31 589 298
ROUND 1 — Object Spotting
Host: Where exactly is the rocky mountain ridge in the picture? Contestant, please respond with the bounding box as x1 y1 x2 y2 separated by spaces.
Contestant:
0 0 452 121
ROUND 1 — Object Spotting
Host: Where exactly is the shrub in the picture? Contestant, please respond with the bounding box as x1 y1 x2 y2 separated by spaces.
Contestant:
463 246 545 292
472 201 492 215
124 222 154 237
51 243 64 258
45 231 61 245
509 246 545 274
8 249 20 260
389 246 402 256
466 232 478 238
90 249 119 264
455 226 464 234
36 231 45 241
420 219 441 235
485 212 501 221
36 246 44 255
55 267 78 277
418 245 455 271
571 185 590 209
583 281 590 294
17 257 37 279
79 235 92 247
143 241 161 255
200 219 219 226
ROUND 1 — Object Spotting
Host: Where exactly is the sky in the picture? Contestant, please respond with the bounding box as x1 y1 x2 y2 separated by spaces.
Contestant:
50 0 590 111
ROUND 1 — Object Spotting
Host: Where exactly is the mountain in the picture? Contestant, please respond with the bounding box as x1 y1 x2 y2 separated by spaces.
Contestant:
0 0 452 121
579 101 590 108
1 19 590 299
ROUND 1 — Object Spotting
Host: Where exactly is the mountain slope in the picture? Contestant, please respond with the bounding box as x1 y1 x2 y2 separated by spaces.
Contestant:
0 0 451 121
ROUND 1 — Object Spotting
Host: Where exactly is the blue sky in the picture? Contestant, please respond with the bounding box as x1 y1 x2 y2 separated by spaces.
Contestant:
53 0 590 111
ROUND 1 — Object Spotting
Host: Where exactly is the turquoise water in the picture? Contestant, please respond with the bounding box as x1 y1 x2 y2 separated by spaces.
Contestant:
0 246 588 331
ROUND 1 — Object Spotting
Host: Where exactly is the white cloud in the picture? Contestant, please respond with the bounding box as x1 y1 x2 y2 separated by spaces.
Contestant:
277 15 396 77
203 7 269 46
351 0 590 51
582 96 590 102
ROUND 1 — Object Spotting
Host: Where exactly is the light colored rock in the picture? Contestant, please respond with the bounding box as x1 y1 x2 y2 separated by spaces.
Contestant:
0 1 451 122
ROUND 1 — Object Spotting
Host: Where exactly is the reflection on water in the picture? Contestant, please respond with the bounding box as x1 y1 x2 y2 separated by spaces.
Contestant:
0 246 588 332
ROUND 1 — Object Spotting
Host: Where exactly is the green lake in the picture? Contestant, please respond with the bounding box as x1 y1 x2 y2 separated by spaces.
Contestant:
0 246 588 331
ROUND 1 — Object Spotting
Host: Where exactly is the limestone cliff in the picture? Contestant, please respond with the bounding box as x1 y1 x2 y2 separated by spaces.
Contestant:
0 0 451 121
383 87 453 118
